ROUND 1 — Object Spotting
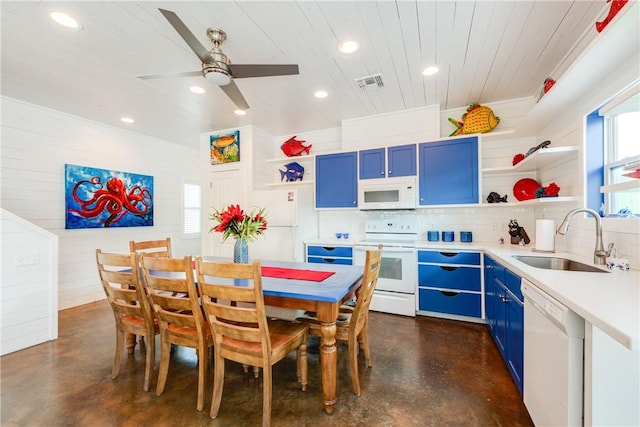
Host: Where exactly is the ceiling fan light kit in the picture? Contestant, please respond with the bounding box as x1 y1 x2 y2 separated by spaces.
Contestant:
141 8 300 111
204 69 231 86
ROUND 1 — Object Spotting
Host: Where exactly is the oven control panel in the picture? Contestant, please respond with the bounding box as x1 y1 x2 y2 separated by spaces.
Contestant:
365 218 417 234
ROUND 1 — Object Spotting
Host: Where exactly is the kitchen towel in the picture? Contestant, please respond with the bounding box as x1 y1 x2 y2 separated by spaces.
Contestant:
535 219 555 252
261 266 335 282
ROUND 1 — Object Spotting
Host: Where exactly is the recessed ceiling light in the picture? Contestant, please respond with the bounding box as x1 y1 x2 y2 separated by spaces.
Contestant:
190 86 205 94
338 40 359 54
314 90 328 99
234 109 247 116
422 66 439 76
120 117 135 124
49 11 82 29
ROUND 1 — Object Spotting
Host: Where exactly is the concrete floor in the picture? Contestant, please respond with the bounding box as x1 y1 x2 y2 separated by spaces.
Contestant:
1 301 533 426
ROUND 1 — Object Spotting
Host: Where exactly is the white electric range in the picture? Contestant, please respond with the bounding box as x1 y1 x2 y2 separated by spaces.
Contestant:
354 217 417 317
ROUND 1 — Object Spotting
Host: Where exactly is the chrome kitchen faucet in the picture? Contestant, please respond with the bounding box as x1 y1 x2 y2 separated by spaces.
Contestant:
556 208 614 265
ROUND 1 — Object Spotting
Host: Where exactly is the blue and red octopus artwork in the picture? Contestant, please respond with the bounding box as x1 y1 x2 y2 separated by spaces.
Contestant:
65 164 153 229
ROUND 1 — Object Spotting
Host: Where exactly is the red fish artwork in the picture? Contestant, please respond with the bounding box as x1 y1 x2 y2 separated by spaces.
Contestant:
280 136 312 157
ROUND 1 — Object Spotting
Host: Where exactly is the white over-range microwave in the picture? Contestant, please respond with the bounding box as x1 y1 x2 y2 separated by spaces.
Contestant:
358 176 417 210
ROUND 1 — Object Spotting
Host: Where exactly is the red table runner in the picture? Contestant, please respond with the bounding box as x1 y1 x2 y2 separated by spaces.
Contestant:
261 266 335 282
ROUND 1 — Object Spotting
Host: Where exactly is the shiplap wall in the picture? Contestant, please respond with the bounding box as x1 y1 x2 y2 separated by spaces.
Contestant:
1 97 202 311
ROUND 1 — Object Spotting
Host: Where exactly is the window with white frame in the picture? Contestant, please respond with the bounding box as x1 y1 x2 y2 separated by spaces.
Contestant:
183 182 201 235
598 82 640 217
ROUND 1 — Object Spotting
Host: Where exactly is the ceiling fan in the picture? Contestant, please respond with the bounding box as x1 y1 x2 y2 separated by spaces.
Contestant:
137 8 299 110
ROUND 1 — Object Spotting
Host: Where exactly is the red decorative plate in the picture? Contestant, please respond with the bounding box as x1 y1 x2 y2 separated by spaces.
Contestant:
513 178 541 201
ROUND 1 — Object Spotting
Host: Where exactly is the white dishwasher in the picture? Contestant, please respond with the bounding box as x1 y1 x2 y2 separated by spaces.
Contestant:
521 279 585 427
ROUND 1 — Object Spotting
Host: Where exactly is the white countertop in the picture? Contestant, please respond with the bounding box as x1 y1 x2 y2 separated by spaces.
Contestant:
481 243 639 352
306 237 639 351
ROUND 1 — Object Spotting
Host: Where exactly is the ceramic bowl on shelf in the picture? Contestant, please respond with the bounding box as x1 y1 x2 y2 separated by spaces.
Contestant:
513 178 541 201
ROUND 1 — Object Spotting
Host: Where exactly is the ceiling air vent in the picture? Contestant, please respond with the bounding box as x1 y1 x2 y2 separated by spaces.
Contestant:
355 74 384 91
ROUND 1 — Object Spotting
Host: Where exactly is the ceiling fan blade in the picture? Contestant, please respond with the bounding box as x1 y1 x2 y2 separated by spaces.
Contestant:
228 64 299 79
219 81 250 110
137 71 202 80
158 8 211 63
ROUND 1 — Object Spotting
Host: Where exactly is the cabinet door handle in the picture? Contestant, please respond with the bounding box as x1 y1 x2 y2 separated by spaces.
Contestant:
323 258 336 263
440 291 460 297
321 247 336 251
440 266 458 272
440 252 457 257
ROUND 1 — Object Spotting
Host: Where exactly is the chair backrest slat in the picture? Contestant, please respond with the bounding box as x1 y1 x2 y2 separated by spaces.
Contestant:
129 238 172 258
196 258 270 354
139 254 207 336
96 249 154 326
350 244 383 337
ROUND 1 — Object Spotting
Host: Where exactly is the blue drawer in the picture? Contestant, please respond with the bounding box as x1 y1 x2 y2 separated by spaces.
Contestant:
307 256 352 265
307 245 353 258
418 265 481 291
505 269 523 301
418 288 481 318
418 250 481 265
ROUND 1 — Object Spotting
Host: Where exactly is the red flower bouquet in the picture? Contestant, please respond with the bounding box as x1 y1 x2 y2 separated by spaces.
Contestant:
209 204 268 242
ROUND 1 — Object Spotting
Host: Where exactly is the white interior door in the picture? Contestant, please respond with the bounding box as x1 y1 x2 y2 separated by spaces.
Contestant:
204 169 244 257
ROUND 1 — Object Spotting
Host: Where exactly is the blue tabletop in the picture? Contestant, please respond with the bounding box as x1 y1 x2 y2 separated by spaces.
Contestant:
203 257 363 303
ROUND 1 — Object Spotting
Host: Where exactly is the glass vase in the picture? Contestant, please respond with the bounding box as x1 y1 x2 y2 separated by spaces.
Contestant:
233 237 249 264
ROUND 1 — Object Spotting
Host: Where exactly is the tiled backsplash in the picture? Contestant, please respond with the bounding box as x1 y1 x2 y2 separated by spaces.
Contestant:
318 206 639 270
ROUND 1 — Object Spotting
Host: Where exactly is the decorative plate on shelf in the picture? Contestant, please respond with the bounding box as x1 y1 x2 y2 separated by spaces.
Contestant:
513 178 541 201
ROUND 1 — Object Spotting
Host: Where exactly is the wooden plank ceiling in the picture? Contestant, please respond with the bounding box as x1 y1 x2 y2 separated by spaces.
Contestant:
1 1 607 148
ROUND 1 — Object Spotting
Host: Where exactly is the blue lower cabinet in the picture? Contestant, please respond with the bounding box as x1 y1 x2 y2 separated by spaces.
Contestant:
307 245 352 258
418 288 481 317
484 254 524 395
418 265 481 291
307 256 352 265
306 245 353 265
417 249 482 320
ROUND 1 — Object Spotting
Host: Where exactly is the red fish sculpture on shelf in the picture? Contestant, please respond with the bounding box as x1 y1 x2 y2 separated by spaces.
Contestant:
595 0 628 32
281 136 312 157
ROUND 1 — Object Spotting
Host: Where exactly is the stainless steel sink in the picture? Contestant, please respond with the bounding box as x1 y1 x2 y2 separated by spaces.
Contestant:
512 255 609 273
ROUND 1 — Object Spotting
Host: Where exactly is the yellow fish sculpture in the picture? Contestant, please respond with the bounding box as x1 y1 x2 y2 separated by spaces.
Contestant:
448 103 500 136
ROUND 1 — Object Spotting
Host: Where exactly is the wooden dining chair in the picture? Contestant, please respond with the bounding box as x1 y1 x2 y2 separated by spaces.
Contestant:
129 237 172 258
298 244 382 396
139 254 213 411
95 249 158 391
195 257 308 425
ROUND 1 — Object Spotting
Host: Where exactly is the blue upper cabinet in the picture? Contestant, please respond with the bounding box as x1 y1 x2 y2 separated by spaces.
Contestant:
315 152 358 208
418 136 479 205
359 148 385 179
359 144 416 179
388 144 417 177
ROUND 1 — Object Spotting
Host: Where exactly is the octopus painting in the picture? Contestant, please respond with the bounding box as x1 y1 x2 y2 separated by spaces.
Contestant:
65 164 153 229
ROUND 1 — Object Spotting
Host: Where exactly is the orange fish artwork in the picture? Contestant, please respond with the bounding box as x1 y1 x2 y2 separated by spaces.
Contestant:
448 103 500 137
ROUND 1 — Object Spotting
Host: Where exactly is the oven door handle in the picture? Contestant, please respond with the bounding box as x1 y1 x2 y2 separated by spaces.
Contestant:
354 246 415 253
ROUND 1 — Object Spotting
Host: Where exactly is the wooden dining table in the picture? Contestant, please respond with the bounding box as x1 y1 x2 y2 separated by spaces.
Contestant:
203 256 364 415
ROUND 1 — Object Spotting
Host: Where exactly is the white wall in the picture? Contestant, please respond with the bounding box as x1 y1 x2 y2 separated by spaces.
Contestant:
1 97 202 310
533 53 640 267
